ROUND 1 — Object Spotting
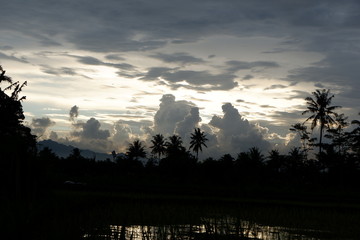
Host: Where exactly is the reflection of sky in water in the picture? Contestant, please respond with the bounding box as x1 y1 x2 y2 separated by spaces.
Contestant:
83 216 327 240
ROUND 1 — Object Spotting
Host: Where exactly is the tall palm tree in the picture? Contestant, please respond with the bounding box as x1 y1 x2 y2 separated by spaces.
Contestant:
302 89 341 155
165 135 185 157
267 149 285 173
150 134 166 160
126 140 146 161
248 147 264 166
189 128 208 160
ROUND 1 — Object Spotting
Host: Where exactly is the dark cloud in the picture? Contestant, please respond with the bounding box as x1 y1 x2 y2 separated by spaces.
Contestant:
314 83 325 88
259 105 275 108
140 67 174 80
286 51 360 103
225 60 280 73
2 0 359 98
242 74 254 80
0 46 13 50
105 54 125 61
0 52 28 63
262 47 296 54
264 84 287 90
39 65 90 78
268 110 303 127
235 99 257 106
30 117 55 138
69 105 79 122
69 33 167 53
72 117 110 140
284 90 310 100
2 0 360 155
141 68 238 91
2 0 360 54
149 52 206 65
74 55 135 70
290 2 360 28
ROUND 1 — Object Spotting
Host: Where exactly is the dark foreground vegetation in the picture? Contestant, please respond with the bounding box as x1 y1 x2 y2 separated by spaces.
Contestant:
1 66 360 239
2 189 360 240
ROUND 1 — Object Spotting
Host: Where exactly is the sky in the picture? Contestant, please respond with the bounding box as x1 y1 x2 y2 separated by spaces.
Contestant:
1 0 360 159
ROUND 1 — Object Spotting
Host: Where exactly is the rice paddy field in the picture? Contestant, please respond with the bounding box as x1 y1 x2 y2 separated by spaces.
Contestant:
2 188 360 240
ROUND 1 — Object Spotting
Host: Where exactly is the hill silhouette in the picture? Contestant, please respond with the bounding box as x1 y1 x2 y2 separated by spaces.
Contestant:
37 139 112 160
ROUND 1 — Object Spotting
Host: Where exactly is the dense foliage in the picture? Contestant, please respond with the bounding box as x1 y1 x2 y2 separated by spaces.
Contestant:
1 67 360 199
0 66 37 200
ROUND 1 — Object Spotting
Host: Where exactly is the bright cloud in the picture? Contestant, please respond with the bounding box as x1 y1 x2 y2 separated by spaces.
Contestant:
1 0 359 156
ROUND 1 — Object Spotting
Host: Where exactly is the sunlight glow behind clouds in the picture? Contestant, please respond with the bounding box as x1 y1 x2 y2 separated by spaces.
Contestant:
1 0 360 155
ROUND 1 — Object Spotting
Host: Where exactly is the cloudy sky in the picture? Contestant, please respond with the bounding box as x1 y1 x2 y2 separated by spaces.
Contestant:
1 0 360 158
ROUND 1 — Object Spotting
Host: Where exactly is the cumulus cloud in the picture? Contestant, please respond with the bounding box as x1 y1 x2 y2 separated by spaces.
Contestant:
66 117 112 153
72 118 110 140
153 94 195 135
175 107 202 141
64 105 112 152
69 105 79 123
150 95 219 158
49 131 59 141
111 121 132 152
30 117 55 139
209 103 271 155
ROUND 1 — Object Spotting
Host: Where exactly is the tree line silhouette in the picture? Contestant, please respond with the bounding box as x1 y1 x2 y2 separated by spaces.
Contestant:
1 66 360 201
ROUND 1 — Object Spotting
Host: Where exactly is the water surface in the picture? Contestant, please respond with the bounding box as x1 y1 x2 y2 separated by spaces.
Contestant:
83 215 330 240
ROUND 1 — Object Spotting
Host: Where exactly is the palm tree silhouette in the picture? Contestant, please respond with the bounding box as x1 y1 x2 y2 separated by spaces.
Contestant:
324 113 349 155
126 140 146 161
189 128 208 160
302 89 341 155
150 134 166 160
267 149 285 173
165 135 185 157
290 123 314 157
350 113 360 156
248 147 264 167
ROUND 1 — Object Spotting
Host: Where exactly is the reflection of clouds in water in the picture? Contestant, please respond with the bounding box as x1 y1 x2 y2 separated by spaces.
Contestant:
84 216 325 240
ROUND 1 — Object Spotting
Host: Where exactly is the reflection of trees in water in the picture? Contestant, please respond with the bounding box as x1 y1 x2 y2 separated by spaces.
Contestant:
84 216 323 240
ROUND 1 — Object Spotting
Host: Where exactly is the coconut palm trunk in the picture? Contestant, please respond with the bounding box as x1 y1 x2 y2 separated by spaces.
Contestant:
319 122 324 155
302 89 341 156
189 128 208 160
